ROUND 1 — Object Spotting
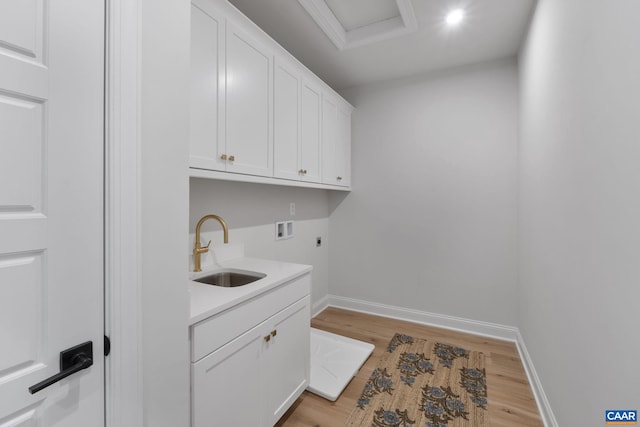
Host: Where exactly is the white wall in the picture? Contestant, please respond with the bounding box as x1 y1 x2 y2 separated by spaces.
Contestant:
519 0 640 425
140 0 190 425
334 59 519 326
190 179 330 309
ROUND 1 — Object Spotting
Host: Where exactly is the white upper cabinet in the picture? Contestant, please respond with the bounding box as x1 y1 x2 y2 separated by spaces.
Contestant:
322 92 353 187
190 0 352 190
336 103 352 187
300 78 322 183
225 21 273 176
273 57 301 181
321 94 337 187
273 58 322 184
190 3 224 171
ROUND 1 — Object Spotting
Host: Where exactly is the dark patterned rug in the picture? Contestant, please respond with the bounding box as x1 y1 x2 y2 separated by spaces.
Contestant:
345 333 488 427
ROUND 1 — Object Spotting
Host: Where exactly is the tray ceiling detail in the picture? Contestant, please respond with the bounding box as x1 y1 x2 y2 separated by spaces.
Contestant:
298 0 418 50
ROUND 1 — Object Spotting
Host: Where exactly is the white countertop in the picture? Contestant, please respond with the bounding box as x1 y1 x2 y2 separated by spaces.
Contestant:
188 256 312 325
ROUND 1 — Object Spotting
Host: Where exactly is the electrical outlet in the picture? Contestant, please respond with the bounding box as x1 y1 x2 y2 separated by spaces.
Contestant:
275 221 294 240
290 202 295 216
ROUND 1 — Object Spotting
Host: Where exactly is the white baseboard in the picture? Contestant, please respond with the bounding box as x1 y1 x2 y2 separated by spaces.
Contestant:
318 294 557 427
326 295 519 341
515 331 559 427
311 295 329 318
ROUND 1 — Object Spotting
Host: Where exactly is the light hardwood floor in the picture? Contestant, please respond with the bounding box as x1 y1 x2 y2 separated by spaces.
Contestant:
276 307 543 427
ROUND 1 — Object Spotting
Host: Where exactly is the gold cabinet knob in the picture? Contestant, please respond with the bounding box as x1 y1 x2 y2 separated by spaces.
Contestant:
337 176 342 181
264 335 271 342
298 169 304 175
271 329 277 337
220 154 227 160
303 170 307 174
228 155 235 162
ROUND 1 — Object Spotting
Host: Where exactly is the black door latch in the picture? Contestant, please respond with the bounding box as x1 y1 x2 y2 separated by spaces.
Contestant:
28 341 94 394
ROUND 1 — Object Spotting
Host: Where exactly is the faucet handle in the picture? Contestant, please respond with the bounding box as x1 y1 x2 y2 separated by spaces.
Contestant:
195 240 211 253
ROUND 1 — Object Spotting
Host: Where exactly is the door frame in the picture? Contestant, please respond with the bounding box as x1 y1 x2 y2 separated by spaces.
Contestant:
105 0 143 425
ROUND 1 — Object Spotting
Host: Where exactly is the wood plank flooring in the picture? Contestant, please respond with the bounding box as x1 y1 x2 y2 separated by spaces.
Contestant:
276 307 543 427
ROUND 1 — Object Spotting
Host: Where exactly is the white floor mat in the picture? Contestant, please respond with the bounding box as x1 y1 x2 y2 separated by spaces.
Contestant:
307 328 375 401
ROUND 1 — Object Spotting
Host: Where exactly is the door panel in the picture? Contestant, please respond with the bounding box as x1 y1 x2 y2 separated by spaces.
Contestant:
336 105 352 187
0 0 104 424
0 94 43 210
0 0 44 61
321 96 338 185
226 22 273 176
0 253 43 372
192 327 263 427
263 297 310 425
300 81 322 183
190 3 225 171
273 58 300 180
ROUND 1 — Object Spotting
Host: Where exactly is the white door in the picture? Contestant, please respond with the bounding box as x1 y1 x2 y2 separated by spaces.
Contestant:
0 0 105 425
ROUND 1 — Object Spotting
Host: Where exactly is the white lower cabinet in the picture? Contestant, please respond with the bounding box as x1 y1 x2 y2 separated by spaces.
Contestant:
192 327 263 427
191 276 310 427
262 298 310 424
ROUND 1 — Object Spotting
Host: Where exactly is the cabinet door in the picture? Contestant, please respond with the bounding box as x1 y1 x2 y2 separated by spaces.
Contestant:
300 80 322 183
322 93 351 187
226 21 273 176
190 2 225 171
273 58 301 180
321 94 338 185
192 326 263 427
335 104 352 187
262 297 311 425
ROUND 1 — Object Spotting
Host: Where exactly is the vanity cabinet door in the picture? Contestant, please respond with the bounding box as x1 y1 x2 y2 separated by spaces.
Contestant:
192 326 263 427
190 2 225 171
262 296 311 425
225 21 273 176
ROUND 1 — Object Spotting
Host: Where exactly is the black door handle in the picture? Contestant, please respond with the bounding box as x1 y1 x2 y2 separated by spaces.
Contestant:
29 341 94 394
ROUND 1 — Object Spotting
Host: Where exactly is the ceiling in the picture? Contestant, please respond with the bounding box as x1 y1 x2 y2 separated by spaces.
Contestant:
227 0 536 90
324 0 401 32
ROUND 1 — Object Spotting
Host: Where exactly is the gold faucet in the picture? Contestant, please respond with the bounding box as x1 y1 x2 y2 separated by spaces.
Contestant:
193 214 229 272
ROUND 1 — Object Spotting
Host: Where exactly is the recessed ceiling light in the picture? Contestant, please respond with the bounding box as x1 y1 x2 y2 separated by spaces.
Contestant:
445 8 465 26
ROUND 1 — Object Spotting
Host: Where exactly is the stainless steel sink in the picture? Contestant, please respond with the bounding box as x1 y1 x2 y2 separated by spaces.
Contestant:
193 270 266 287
